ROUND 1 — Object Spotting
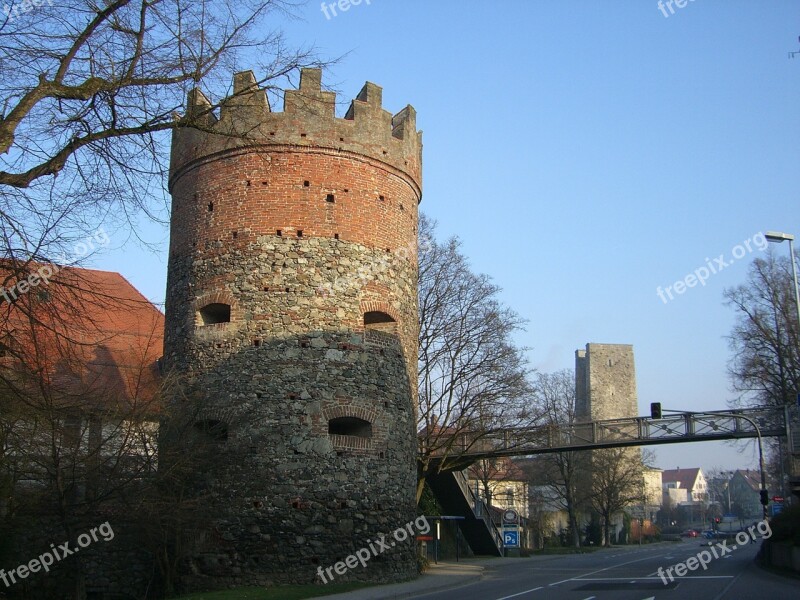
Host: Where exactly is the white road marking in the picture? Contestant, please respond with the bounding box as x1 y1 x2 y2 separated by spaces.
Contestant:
573 576 733 581
494 586 543 600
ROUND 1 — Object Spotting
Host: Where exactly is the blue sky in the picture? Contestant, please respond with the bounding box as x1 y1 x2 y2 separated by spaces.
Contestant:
96 0 800 473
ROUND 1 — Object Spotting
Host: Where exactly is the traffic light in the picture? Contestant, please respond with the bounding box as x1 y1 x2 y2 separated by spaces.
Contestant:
650 402 662 419
715 517 721 524
760 489 769 506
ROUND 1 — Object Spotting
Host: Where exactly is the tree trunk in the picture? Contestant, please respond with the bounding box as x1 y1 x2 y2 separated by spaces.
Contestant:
568 509 581 548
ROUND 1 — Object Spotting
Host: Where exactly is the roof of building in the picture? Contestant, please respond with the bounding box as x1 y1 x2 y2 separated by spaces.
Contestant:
0 263 164 412
731 469 761 492
661 468 701 490
468 457 527 482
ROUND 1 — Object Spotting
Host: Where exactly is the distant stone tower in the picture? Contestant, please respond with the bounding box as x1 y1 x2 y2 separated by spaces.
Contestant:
164 68 422 588
575 343 638 422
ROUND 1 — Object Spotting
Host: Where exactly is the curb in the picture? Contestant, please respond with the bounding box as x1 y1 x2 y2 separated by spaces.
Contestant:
306 564 485 600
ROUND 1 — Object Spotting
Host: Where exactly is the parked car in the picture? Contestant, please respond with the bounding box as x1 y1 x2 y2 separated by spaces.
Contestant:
681 529 699 538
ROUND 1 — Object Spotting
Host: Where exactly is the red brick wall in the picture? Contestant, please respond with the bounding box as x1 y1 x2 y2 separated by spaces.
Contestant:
170 149 419 260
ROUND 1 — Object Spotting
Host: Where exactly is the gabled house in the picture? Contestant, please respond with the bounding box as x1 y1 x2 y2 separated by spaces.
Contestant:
661 467 708 504
0 263 164 504
728 469 763 519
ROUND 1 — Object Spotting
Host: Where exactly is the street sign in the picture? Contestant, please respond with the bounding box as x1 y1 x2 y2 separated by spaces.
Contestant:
503 509 519 524
503 530 519 548
772 496 784 503
772 503 784 517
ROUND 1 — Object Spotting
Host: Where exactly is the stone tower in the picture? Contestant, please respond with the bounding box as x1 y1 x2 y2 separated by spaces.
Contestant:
164 68 422 588
575 343 638 422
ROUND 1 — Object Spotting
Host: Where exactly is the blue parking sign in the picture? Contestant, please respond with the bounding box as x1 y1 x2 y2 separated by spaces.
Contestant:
503 530 519 548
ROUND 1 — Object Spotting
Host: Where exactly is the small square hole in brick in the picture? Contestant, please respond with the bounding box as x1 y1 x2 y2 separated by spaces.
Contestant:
379 195 385 201
344 188 349 192
246 180 251 186
253 339 261 347
256 392 262 399
232 231 238 238
304 180 310 187
384 401 389 408
297 230 303 237
261 181 268 186
285 287 290 292
326 194 335 203
300 133 307 137
208 202 214 212
334 233 339 240
339 137 344 142
276 230 282 237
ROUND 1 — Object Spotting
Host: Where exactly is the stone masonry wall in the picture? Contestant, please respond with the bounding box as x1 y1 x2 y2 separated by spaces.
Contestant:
162 68 422 590
575 343 638 422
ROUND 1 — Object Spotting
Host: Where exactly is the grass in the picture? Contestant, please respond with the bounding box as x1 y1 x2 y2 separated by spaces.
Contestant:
170 582 373 600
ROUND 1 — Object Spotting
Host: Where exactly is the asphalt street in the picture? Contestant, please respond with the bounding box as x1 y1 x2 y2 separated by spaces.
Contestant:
409 538 798 600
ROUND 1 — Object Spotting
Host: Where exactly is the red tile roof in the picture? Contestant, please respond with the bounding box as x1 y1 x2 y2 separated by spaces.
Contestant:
661 468 701 491
0 262 164 412
732 469 761 492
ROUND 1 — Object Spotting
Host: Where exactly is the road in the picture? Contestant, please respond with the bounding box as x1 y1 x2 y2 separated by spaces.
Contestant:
411 538 798 600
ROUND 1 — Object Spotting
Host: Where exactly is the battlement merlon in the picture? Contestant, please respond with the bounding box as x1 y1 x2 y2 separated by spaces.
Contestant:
169 68 423 197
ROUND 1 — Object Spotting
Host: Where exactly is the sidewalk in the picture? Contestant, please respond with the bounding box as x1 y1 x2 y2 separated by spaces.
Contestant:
306 558 490 600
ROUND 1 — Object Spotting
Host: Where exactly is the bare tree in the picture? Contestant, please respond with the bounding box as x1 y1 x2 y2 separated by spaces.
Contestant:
0 281 164 598
530 369 585 548
1 0 328 271
725 252 799 407
416 215 535 501
469 457 527 514
588 448 651 547
724 251 799 496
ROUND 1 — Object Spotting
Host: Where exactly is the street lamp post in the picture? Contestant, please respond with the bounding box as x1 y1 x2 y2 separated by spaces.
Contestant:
765 231 799 502
765 231 800 345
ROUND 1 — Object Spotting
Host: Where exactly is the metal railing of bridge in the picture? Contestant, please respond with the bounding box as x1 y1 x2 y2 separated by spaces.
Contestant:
430 406 792 462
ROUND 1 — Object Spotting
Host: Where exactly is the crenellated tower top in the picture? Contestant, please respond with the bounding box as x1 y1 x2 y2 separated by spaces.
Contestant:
169 68 422 197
